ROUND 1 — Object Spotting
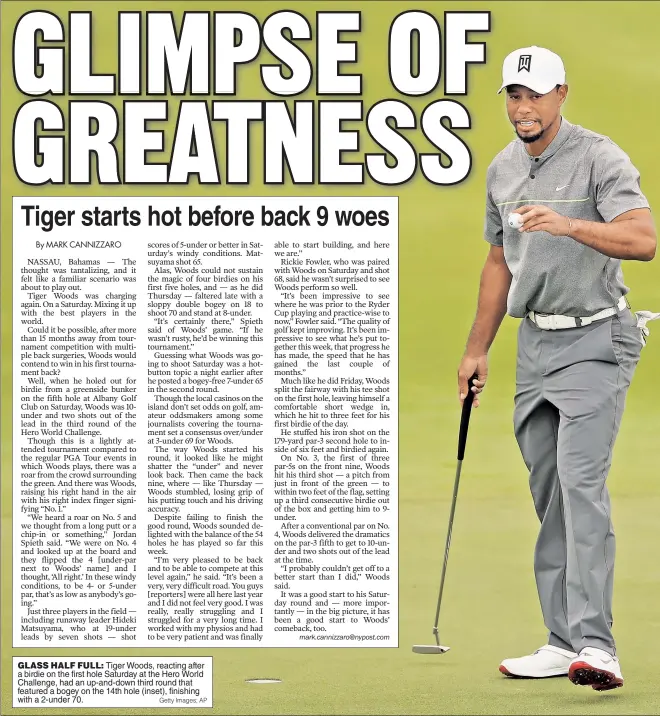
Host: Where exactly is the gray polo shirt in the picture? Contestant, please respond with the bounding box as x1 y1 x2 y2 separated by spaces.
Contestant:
484 118 650 318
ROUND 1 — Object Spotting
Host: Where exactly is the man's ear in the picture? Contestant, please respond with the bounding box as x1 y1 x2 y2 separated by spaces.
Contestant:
557 84 568 106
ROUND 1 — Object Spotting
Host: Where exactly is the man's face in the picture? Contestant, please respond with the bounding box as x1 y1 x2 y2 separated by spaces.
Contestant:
506 84 567 143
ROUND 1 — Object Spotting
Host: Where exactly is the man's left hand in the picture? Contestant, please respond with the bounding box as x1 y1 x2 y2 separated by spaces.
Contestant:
514 205 571 236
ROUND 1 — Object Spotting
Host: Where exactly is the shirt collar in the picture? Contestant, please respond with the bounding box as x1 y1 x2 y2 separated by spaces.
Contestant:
522 117 574 161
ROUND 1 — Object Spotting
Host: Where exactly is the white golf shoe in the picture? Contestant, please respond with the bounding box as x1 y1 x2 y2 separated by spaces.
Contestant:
499 645 577 678
568 647 624 691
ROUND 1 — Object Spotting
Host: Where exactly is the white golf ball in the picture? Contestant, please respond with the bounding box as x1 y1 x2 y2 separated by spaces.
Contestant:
508 212 524 229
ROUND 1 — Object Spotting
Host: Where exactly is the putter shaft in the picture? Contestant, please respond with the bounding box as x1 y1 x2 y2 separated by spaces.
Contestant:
432 458 463 639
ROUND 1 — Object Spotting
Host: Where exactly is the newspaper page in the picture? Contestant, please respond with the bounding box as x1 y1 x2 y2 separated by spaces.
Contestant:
3 3 658 716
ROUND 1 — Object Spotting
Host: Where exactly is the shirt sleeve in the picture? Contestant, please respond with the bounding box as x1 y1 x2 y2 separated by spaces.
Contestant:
484 164 503 246
593 140 650 222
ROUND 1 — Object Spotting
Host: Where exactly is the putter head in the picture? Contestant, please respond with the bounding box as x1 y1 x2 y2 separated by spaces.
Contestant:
412 645 450 654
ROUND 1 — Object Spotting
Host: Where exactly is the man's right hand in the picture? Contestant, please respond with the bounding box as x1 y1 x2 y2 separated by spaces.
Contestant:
458 355 488 408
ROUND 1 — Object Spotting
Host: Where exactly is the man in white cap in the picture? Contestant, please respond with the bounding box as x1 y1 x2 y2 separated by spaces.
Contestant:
457 46 658 690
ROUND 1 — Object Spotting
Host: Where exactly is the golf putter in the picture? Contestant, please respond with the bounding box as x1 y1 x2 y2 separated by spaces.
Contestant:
413 374 477 655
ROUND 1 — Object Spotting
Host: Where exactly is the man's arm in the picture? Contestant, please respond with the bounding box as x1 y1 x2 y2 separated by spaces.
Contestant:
516 206 656 261
458 245 512 407
518 139 656 260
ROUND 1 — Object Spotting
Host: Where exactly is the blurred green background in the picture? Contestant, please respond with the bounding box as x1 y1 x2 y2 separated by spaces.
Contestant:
2 1 660 714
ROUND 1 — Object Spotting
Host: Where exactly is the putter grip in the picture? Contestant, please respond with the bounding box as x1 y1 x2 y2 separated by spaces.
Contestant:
457 375 477 460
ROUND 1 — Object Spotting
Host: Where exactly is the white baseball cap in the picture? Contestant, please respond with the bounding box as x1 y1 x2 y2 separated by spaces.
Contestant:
497 46 566 94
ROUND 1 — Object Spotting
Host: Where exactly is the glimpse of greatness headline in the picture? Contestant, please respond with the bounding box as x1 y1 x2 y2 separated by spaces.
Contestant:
12 10 491 186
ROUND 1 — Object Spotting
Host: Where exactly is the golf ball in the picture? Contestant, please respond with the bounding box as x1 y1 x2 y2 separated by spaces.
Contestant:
508 212 524 229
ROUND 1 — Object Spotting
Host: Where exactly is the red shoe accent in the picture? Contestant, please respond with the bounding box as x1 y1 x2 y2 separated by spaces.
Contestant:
568 661 623 690
499 665 512 676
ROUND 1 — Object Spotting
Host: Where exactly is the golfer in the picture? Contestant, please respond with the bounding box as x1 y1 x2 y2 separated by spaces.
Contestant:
457 46 657 691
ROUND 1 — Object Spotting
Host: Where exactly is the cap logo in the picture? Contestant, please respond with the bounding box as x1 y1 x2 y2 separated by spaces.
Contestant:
518 55 532 72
